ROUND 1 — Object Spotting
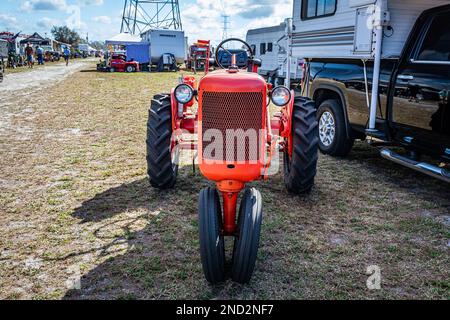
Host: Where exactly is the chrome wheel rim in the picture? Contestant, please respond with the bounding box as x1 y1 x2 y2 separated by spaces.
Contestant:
319 111 336 147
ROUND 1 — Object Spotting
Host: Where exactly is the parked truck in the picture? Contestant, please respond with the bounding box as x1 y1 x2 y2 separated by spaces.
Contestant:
284 0 450 182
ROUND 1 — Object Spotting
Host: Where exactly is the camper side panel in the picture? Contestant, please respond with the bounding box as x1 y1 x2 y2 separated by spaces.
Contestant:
383 0 450 57
292 0 359 59
149 30 186 64
292 0 450 59
246 26 285 75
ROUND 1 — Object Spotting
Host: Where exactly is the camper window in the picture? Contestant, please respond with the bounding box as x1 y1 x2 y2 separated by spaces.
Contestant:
301 0 337 20
260 43 266 55
415 12 450 63
251 44 256 55
267 43 273 52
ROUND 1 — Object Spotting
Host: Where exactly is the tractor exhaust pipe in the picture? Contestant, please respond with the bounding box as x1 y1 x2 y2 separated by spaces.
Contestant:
380 148 450 183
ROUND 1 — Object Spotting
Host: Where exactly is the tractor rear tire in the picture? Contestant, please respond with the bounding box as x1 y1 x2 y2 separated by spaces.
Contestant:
146 94 178 189
284 97 319 194
199 188 226 284
232 188 263 284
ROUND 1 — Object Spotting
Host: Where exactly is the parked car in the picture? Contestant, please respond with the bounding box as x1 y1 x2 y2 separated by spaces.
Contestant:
109 53 140 73
286 0 450 182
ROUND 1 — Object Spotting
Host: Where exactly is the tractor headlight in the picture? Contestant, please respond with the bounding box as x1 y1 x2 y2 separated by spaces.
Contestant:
174 84 194 104
271 86 292 106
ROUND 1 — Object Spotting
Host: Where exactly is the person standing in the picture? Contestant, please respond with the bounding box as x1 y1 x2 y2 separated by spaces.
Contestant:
36 45 44 65
25 43 34 68
63 46 70 66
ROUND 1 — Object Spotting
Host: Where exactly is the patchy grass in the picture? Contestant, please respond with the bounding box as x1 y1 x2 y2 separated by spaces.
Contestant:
0 63 449 300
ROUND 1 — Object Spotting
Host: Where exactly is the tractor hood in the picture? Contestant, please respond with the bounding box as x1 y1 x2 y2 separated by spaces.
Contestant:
198 69 267 93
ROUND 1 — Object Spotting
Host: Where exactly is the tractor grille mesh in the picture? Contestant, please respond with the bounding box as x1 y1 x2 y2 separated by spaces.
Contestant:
201 91 263 162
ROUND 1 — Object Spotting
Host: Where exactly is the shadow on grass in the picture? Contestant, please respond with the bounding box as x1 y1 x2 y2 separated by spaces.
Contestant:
341 142 450 202
64 167 216 299
72 178 154 223
63 146 449 300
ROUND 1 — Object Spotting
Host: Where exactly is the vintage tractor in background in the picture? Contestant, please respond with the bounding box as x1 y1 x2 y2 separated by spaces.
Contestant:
108 53 140 73
186 40 211 74
146 38 319 284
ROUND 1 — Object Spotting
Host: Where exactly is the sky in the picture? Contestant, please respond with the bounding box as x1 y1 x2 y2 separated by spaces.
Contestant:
0 0 293 44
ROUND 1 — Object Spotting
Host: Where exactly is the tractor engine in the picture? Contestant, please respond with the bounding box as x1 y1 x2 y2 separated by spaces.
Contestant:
198 70 268 184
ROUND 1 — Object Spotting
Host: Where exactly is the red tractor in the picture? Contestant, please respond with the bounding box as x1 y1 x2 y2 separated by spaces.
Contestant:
186 40 211 73
109 53 140 73
146 38 318 284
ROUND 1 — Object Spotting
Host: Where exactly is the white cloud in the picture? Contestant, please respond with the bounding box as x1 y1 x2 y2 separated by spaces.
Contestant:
83 0 104 5
36 16 59 29
0 14 18 25
181 0 290 45
92 16 111 24
21 0 68 12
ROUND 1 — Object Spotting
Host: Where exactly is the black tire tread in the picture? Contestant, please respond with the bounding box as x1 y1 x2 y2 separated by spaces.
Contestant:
199 188 226 284
146 94 177 189
232 188 263 284
284 97 319 194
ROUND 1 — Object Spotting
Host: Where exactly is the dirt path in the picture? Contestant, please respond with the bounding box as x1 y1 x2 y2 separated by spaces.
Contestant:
0 59 94 97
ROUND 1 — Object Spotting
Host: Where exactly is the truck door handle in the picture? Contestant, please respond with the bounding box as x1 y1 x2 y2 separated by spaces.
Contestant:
398 75 414 81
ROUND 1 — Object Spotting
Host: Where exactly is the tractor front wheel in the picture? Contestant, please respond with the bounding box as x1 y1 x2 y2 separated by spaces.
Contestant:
199 188 226 284
232 188 263 284
146 94 178 189
284 97 319 194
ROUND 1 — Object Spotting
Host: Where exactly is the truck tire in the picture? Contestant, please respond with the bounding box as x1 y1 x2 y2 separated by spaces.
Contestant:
126 65 135 73
317 99 354 157
284 97 319 194
146 94 178 189
199 188 226 284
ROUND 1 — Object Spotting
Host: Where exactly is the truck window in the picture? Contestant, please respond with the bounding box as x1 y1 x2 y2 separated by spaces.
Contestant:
267 43 273 52
301 0 337 20
260 43 266 55
416 12 450 62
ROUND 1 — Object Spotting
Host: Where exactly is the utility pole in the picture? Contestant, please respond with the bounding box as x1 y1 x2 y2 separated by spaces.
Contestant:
221 14 230 41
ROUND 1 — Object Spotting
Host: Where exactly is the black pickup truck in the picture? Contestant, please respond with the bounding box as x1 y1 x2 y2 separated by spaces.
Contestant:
306 5 450 182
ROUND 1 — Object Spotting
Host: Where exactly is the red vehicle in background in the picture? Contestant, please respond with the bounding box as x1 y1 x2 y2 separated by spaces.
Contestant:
109 53 140 73
186 40 211 73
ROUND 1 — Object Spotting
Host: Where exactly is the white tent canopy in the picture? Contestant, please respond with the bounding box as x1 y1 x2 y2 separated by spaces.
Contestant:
105 33 144 46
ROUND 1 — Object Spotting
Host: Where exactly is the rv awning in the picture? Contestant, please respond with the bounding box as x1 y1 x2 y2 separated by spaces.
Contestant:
105 33 143 46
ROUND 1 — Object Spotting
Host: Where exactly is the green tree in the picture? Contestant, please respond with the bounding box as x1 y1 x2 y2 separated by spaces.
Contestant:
51 26 81 45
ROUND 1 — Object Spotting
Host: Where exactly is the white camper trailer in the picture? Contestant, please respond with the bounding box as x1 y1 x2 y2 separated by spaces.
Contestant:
289 0 450 131
246 23 304 86
141 29 186 65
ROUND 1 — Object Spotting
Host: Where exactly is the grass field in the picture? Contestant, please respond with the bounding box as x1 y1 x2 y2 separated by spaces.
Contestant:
0 62 448 300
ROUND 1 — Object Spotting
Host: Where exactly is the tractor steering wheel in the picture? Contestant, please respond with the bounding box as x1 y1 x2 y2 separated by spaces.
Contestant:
215 38 254 69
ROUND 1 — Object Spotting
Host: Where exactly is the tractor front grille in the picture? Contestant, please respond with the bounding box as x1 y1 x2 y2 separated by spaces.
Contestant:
201 91 263 162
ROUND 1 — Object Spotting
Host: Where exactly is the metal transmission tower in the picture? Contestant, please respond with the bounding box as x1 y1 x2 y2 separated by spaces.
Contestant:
221 14 230 41
121 0 182 35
